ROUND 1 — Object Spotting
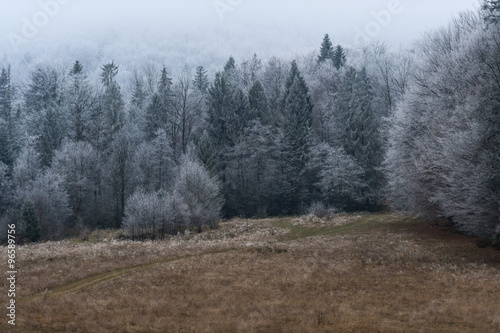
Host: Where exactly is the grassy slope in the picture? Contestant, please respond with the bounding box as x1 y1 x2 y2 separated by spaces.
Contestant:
1 213 500 332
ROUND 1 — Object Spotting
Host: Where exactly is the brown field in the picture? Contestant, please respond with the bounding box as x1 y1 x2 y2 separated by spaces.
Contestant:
2 213 500 333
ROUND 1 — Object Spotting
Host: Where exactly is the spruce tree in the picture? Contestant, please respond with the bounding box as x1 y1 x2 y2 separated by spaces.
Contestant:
100 62 125 150
145 67 172 140
336 67 382 209
101 83 125 148
67 60 93 142
248 80 270 124
230 88 251 140
20 200 41 243
332 45 347 70
193 66 209 94
281 61 313 214
71 60 83 76
224 56 236 72
0 66 13 166
131 76 147 110
223 56 239 86
317 34 334 64
199 72 246 216
0 161 12 215
24 66 65 167
101 61 119 87
201 73 235 171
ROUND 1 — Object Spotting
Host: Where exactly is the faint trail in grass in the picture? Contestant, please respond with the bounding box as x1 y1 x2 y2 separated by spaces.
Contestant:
19 249 235 303
272 213 396 241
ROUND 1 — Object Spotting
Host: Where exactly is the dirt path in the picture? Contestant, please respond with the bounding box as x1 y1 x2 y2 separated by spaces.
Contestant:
19 249 235 303
18 215 388 304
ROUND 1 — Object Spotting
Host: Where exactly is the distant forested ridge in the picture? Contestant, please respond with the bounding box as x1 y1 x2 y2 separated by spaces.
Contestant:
0 3 498 243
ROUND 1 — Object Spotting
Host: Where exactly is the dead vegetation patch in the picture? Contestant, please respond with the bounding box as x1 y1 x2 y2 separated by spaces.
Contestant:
2 213 499 332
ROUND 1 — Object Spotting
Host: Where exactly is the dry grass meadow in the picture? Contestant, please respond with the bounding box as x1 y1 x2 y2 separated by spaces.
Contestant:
2 213 500 332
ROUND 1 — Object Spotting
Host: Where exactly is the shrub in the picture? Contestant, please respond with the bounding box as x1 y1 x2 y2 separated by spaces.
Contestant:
307 202 337 219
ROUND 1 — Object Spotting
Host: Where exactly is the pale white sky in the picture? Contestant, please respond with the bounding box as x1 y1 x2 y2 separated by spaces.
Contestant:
0 0 479 50
0 0 480 80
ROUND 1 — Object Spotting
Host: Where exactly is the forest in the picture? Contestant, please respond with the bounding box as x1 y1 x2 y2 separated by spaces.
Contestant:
0 1 499 243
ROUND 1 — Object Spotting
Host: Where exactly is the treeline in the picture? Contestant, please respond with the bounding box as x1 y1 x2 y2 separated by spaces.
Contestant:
0 2 499 243
385 3 500 242
0 40 393 241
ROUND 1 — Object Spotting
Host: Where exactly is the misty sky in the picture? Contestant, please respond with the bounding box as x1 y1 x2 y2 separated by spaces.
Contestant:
1 0 479 50
0 0 481 82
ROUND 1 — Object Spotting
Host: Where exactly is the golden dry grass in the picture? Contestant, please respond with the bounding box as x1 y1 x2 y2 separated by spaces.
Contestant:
1 213 500 332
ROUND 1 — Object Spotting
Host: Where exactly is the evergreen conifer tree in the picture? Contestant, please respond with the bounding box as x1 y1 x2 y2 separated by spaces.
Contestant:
145 67 173 140
224 56 236 72
100 62 125 149
317 34 334 64
131 76 147 110
67 60 93 142
332 45 347 70
24 66 65 167
0 67 13 166
200 73 234 172
101 61 119 87
280 61 313 214
193 66 209 94
248 80 270 124
20 200 41 243
336 67 382 208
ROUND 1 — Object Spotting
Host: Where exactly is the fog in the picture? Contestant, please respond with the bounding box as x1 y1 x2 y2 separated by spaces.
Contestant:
0 0 479 80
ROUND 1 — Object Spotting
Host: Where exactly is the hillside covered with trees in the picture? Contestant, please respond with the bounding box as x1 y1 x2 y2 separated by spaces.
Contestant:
0 1 499 243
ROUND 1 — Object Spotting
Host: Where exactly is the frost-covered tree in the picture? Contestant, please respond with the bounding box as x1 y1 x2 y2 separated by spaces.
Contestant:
262 57 287 128
100 62 125 150
385 10 500 240
51 140 101 223
20 170 71 240
171 71 205 158
172 157 221 232
306 61 341 145
192 66 209 94
24 66 66 166
248 80 270 124
223 56 240 87
123 189 167 240
133 128 174 192
101 61 119 87
310 143 366 210
145 67 173 140
483 0 500 23
240 53 262 92
106 128 138 226
13 136 41 192
124 156 221 239
66 61 95 142
130 71 148 111
0 66 14 167
0 161 12 215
